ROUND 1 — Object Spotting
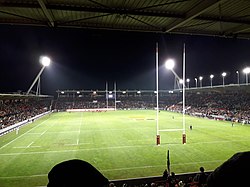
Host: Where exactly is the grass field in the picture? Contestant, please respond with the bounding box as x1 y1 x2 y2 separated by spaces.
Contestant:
0 110 249 187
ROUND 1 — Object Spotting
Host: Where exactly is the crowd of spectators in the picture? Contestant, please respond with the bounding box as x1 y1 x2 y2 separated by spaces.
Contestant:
54 91 250 124
0 97 52 129
167 92 250 124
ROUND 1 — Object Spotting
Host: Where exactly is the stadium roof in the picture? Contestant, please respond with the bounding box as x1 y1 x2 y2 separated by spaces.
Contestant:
0 93 53 100
1 0 250 39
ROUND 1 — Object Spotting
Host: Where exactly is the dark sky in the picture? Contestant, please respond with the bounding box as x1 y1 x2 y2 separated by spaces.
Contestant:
1 25 250 96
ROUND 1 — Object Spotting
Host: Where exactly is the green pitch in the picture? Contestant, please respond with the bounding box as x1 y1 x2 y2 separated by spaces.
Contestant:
0 110 249 187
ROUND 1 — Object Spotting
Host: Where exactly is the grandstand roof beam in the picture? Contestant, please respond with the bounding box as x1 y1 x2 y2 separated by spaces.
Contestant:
166 0 225 32
37 0 55 27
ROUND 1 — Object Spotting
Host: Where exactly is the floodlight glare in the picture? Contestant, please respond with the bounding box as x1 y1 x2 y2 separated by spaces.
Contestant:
222 72 227 77
186 78 190 82
165 59 175 70
179 79 184 84
210 74 214 79
199 76 203 80
243 67 250 74
40 56 51 66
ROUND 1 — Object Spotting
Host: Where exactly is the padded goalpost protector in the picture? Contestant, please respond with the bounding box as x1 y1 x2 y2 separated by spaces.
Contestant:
156 134 160 145
182 133 186 144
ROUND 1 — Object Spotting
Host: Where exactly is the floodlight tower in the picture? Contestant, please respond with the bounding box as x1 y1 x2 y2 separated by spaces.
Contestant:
243 67 250 85
236 71 240 85
194 78 198 88
199 76 203 88
26 56 51 95
222 72 227 86
186 78 190 89
210 74 214 87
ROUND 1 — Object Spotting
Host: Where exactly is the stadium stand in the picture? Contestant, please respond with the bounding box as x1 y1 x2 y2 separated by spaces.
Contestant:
0 94 53 135
54 89 250 125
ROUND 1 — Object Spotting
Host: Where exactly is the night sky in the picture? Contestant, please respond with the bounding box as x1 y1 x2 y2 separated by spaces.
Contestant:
1 25 250 96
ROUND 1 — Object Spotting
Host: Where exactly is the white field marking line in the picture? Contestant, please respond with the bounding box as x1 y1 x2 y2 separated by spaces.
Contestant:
45 131 80 134
191 139 250 145
0 119 49 150
159 129 183 132
0 159 221 180
13 146 41 149
13 141 38 149
102 159 225 172
27 142 34 148
13 146 27 149
0 174 47 179
64 142 92 146
2 138 249 156
0 144 153 156
40 130 47 136
127 139 152 142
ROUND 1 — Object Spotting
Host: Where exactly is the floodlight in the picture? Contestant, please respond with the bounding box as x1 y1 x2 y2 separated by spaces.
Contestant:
179 79 184 84
210 74 214 87
26 55 51 95
222 72 226 86
40 56 51 67
199 76 203 88
243 67 250 84
236 71 240 84
243 67 250 74
186 78 190 82
165 59 175 70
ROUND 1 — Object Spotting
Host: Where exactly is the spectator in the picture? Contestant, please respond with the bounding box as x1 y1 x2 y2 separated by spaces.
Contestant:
167 172 178 187
193 167 208 187
47 159 109 187
162 169 169 181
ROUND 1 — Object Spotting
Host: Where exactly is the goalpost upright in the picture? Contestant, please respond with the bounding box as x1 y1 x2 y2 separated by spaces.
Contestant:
156 43 187 145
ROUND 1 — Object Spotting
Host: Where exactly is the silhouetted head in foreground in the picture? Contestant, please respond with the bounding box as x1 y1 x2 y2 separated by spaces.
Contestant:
207 151 250 187
47 159 109 187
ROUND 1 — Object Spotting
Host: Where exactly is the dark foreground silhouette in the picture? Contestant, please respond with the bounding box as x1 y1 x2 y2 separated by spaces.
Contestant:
47 159 109 187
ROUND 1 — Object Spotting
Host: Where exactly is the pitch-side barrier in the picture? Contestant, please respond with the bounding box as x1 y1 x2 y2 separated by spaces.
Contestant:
0 111 51 136
66 108 115 112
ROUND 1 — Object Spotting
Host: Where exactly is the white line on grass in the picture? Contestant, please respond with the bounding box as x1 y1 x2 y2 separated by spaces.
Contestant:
13 145 41 149
40 130 47 136
0 159 221 180
0 144 153 156
0 119 49 150
0 174 47 179
27 141 34 148
1 138 249 156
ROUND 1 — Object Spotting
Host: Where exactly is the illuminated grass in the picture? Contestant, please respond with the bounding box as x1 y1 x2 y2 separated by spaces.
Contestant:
0 110 249 187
